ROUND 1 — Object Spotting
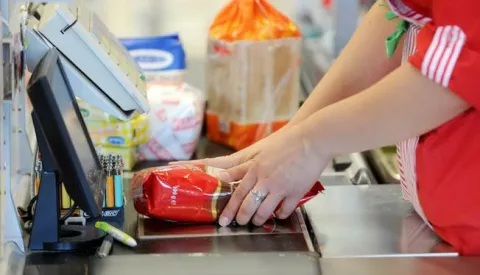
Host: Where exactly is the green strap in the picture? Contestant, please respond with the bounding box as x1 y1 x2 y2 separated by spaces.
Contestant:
385 10 398 20
379 2 409 58
386 20 409 58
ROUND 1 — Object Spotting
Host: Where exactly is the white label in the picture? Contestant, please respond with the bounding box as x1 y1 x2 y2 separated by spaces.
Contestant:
171 185 179 206
103 210 120 217
129 49 174 70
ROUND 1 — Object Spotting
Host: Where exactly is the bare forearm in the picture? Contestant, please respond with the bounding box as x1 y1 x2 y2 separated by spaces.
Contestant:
300 64 470 158
290 1 403 126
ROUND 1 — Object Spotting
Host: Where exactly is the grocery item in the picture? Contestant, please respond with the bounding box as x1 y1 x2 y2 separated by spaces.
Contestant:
85 114 149 148
136 83 205 161
76 98 149 170
132 164 324 223
77 99 150 148
206 0 302 150
120 33 203 161
120 34 186 86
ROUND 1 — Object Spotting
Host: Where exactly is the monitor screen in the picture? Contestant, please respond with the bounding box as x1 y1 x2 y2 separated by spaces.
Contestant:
27 49 105 217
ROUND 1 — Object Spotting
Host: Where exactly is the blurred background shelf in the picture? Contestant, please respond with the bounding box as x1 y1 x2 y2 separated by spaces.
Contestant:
85 0 296 93
85 0 395 186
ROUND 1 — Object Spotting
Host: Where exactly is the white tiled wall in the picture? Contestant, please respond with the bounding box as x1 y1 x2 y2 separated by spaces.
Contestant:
85 0 296 90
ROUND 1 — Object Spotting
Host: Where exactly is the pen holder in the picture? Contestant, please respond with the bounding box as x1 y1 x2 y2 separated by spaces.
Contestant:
34 153 126 226
82 206 125 225
83 154 126 225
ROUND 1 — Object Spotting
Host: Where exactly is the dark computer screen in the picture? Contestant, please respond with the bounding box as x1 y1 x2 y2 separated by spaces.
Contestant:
27 49 105 217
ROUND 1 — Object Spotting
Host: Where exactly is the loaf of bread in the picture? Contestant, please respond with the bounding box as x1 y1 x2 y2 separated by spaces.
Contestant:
206 38 301 150
206 0 302 150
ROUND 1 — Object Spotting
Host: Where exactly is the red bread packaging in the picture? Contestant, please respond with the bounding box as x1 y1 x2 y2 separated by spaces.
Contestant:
132 164 324 223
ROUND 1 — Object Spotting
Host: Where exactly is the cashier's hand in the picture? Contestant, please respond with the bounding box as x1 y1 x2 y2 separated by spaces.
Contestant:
171 126 328 226
172 136 269 181
218 126 327 227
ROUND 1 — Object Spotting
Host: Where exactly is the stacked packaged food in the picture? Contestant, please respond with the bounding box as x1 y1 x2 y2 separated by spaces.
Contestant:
206 0 302 150
78 99 149 170
121 34 205 162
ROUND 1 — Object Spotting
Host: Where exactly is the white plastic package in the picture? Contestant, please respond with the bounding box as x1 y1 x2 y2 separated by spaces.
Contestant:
136 83 205 161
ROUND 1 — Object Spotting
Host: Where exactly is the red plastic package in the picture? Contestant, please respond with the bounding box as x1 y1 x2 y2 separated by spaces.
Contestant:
132 164 324 223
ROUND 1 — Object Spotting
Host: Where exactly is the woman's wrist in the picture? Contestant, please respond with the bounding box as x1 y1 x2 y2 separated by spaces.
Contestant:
296 116 333 161
255 117 311 149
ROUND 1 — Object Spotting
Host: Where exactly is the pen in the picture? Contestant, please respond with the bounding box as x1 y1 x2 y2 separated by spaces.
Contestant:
35 159 42 194
101 155 107 208
106 155 115 207
96 234 114 257
61 183 71 209
114 155 123 207
95 221 137 247
35 176 40 194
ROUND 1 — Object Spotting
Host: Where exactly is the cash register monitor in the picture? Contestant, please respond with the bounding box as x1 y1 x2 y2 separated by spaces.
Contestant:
27 48 105 251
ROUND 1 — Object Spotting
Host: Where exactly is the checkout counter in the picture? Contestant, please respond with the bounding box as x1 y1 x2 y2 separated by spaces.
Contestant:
20 142 478 275
1 2 479 275
22 167 480 275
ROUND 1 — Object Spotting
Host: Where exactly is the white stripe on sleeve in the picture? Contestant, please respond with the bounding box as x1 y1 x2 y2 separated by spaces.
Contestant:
435 28 459 83
428 26 451 80
421 26 467 88
442 27 466 87
421 26 445 76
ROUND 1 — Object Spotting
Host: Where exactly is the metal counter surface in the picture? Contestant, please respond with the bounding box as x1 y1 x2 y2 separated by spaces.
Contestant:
24 252 480 275
99 174 314 255
319 256 480 275
304 185 458 258
22 182 480 275
81 253 480 275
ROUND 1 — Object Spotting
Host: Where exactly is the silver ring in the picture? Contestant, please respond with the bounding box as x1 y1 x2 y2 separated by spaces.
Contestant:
250 190 268 204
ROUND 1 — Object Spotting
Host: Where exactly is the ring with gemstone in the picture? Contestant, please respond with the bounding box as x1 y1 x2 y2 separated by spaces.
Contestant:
250 190 268 204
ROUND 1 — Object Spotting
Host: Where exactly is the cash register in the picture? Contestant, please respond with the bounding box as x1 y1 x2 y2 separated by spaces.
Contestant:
1 0 149 257
24 0 149 251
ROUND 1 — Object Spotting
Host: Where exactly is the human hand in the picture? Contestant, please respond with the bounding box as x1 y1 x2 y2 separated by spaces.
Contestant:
218 125 329 227
171 132 277 182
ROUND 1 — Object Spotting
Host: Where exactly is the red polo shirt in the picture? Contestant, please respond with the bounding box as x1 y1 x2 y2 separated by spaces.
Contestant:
387 0 480 255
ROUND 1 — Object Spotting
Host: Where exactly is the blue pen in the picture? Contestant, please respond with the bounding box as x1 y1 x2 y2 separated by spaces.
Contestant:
114 155 123 207
114 174 123 207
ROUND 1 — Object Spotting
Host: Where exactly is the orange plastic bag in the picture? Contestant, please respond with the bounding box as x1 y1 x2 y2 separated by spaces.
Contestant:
209 0 301 41
206 0 302 150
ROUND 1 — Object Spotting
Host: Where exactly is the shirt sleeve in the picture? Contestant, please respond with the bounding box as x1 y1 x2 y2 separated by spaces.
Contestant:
408 2 480 109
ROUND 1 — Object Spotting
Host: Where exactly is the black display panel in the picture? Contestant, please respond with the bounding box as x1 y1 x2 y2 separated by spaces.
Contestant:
27 48 104 217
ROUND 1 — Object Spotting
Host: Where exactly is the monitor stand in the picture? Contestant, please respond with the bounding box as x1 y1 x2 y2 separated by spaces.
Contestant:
28 114 106 252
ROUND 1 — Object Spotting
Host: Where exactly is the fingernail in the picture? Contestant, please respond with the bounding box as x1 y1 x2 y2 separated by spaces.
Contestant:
219 216 229 227
219 172 230 182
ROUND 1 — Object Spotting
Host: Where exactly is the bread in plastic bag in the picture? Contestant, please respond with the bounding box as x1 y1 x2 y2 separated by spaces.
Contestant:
206 0 302 150
136 83 205 161
132 164 324 223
